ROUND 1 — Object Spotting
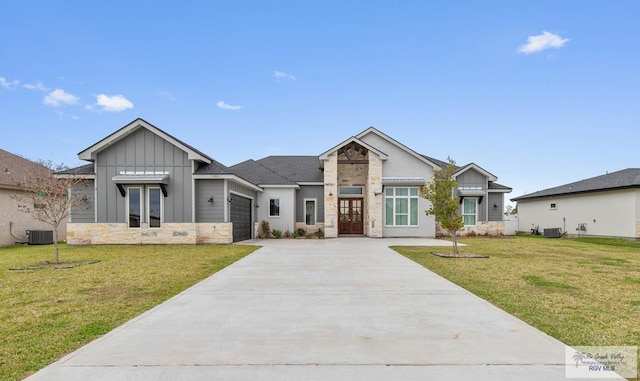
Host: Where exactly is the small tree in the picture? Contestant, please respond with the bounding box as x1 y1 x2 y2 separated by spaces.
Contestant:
12 161 88 263
420 158 464 255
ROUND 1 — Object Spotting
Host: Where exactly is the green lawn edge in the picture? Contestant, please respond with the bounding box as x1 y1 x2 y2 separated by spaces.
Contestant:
0 243 259 381
393 236 640 379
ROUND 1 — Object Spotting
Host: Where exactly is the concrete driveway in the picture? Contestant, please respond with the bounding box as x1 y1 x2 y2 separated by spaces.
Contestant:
27 238 575 380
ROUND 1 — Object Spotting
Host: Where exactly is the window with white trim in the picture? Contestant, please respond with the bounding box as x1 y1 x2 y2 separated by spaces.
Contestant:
305 199 316 225
462 198 477 226
269 198 280 217
148 187 162 228
385 187 419 226
127 187 141 228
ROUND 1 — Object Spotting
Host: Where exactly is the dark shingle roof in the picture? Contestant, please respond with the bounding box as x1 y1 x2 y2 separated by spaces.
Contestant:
0 149 52 188
56 164 95 176
488 182 512 191
420 154 456 169
256 156 324 183
230 160 296 185
193 159 234 175
511 168 640 201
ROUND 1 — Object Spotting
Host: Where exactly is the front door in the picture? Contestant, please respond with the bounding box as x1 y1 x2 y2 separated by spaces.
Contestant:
338 198 364 234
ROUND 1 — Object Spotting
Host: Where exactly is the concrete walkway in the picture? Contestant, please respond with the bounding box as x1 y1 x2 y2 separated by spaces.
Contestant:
27 238 574 380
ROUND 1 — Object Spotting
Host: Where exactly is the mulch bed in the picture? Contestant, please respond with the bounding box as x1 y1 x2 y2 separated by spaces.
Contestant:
430 252 489 258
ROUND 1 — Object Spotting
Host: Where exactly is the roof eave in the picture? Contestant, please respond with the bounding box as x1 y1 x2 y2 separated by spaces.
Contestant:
78 118 213 164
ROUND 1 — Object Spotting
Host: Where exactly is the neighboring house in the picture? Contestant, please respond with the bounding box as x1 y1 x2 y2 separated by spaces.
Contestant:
0 149 67 246
511 168 640 239
60 118 511 244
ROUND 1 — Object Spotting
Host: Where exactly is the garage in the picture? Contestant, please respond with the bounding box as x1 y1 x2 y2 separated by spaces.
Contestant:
230 194 252 242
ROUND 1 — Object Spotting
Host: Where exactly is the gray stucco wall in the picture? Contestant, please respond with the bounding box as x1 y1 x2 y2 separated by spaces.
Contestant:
195 180 225 222
95 127 194 223
358 132 436 238
487 192 504 222
70 180 95 223
296 185 325 223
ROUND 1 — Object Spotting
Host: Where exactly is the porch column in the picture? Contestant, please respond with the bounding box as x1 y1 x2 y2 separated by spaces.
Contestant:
367 153 383 237
324 152 339 238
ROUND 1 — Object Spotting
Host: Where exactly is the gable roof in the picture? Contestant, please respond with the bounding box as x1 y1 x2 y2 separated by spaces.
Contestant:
230 159 297 186
78 118 214 163
0 149 52 189
356 127 440 169
256 156 324 183
511 168 640 201
454 163 498 182
318 136 388 162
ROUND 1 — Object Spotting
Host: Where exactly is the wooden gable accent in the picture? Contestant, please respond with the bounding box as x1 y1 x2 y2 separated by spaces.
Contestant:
337 141 369 164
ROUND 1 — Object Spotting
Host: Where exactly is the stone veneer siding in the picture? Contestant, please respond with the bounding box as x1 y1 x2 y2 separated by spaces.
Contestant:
323 152 338 238
437 221 506 237
67 222 233 245
366 153 383 237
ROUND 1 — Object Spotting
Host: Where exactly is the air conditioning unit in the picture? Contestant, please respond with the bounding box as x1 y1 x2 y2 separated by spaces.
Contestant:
543 228 562 238
27 230 54 245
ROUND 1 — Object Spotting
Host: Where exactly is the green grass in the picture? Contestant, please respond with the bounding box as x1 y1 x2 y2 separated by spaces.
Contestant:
393 236 640 378
0 243 258 381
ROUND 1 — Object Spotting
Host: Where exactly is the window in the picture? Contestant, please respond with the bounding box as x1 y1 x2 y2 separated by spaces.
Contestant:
463 198 477 226
339 186 363 195
385 187 419 226
128 187 141 228
550 202 557 210
305 199 316 225
269 198 280 217
148 187 162 228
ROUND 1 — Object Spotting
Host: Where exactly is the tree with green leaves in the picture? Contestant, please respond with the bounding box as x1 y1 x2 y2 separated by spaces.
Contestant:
420 158 463 255
12 161 87 263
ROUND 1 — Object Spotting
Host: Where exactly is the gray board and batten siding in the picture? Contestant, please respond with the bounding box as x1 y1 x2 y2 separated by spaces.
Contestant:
296 185 325 223
195 180 225 223
456 168 487 222
95 128 193 224
487 192 504 222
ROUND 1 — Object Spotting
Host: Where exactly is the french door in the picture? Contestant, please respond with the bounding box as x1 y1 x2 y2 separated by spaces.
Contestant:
338 198 364 234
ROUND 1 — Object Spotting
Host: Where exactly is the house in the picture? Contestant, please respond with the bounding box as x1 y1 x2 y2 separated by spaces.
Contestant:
61 118 511 244
511 168 640 239
0 149 67 246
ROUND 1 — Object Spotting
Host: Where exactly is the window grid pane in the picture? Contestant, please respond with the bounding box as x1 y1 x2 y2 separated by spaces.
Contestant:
149 188 161 228
385 187 419 227
269 199 280 217
129 188 141 228
305 200 315 225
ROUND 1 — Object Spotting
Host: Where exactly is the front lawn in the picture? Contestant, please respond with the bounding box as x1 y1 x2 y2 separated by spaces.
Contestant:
0 243 258 381
393 236 640 378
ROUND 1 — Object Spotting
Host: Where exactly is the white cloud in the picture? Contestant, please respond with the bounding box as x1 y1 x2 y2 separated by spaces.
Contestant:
88 94 134 112
160 90 176 101
0 77 19 89
43 88 79 107
23 81 49 91
216 101 242 110
274 71 297 80
518 31 569 55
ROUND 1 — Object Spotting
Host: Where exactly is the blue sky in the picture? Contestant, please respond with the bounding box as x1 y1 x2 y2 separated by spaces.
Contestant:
1 1 638 204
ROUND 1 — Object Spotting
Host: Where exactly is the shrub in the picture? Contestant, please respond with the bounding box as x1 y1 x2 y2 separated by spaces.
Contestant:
272 228 283 239
315 228 324 238
293 228 306 238
260 220 271 238
284 230 292 238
